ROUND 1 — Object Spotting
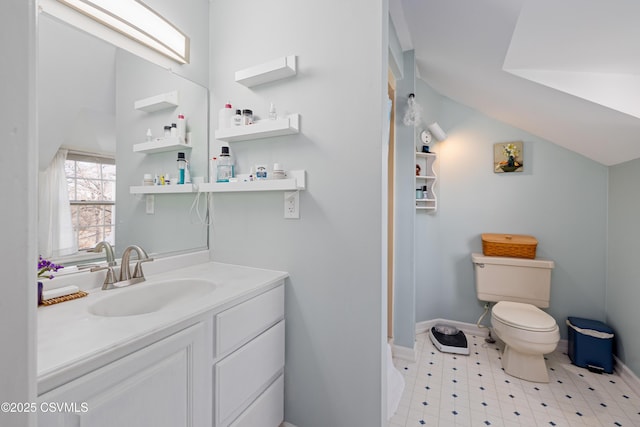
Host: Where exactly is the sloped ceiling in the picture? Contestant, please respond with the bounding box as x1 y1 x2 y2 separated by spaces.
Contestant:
394 0 640 166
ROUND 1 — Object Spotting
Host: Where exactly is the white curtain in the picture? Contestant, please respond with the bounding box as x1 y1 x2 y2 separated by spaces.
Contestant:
38 149 77 257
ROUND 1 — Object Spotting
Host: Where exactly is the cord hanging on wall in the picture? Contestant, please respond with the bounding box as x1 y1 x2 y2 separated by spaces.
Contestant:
403 93 423 127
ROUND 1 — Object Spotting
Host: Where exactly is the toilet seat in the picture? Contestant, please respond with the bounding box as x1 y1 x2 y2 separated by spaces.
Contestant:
492 301 557 332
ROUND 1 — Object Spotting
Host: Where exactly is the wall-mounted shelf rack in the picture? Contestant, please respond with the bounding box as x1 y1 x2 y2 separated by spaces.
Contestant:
214 114 300 142
415 152 437 211
133 137 190 154
235 55 297 87
130 170 306 195
134 91 179 112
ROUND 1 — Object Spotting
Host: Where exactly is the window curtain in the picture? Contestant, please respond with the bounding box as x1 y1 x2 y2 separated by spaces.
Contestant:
38 148 77 257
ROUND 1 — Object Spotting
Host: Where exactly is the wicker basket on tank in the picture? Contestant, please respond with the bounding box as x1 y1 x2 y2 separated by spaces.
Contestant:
481 234 537 259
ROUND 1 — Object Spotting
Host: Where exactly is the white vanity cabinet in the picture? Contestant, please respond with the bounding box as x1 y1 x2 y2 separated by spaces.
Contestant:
213 285 285 427
38 281 285 427
38 322 210 427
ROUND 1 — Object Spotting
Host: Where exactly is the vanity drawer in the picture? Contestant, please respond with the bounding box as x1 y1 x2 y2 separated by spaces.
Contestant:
229 375 284 427
215 284 284 357
215 320 285 426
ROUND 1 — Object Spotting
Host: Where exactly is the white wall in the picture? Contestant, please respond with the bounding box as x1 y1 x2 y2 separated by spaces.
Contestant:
1 1 37 426
209 1 388 425
415 79 609 338
608 158 640 376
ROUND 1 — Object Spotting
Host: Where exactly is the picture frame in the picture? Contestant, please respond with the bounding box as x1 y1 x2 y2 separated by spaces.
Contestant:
494 141 523 173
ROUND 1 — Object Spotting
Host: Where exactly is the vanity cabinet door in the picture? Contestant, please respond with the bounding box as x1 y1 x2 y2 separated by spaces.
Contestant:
38 323 209 427
215 320 285 427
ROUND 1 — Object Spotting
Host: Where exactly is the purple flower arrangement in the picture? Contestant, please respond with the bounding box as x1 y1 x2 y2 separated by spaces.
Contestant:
38 256 63 280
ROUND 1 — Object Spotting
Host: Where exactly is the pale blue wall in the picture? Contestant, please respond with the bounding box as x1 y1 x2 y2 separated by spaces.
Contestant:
393 51 416 349
414 80 608 338
608 158 640 375
210 1 388 425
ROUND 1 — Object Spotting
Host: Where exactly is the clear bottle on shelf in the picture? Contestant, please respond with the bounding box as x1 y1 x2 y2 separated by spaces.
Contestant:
216 147 235 182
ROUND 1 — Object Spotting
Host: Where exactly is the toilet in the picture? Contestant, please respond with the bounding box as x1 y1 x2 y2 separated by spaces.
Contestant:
471 253 560 383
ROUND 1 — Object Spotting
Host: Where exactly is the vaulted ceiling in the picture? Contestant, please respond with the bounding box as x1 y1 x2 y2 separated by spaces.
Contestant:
392 0 640 166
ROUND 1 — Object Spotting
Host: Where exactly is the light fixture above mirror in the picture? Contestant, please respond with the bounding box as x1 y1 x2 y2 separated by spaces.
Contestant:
56 0 190 64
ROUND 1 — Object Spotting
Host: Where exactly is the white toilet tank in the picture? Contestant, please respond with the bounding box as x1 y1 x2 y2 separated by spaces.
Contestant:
471 253 555 307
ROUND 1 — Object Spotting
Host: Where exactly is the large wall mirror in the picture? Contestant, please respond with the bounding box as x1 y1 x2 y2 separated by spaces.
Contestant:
38 13 209 268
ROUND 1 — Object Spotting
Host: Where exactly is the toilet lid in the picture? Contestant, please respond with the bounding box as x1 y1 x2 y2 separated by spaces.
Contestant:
492 301 557 332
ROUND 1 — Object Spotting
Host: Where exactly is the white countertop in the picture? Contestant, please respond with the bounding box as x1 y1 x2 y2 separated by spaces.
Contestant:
37 260 288 394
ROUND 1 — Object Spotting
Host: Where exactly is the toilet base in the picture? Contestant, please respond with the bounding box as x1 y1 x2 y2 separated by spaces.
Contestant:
501 345 550 383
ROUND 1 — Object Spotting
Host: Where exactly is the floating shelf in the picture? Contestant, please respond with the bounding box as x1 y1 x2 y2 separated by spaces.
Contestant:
133 137 191 154
416 175 436 180
214 114 300 142
200 170 305 192
235 55 297 87
130 184 196 194
134 91 179 112
130 170 306 194
416 152 436 158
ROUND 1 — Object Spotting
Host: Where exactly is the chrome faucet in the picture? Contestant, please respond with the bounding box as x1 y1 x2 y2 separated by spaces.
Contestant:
89 241 118 290
118 245 154 284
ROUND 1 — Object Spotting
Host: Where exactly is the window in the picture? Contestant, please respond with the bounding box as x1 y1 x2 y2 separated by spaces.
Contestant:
65 152 116 251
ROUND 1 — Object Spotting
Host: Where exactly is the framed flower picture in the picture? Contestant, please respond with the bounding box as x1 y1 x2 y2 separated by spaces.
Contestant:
494 141 523 173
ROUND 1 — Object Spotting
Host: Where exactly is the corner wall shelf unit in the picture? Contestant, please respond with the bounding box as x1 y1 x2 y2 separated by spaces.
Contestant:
130 170 306 195
134 91 179 112
415 152 437 211
133 137 190 154
235 55 297 87
214 114 300 142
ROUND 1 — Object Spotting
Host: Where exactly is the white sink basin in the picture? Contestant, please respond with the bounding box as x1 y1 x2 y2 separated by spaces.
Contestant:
88 278 217 317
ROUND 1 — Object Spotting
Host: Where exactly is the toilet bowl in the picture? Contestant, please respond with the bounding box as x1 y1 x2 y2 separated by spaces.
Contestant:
491 301 559 383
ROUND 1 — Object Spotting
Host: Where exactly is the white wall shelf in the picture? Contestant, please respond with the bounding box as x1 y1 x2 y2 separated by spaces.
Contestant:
235 55 297 87
133 137 190 154
130 170 306 194
416 152 437 211
214 114 300 142
200 170 305 192
130 184 196 194
134 90 179 112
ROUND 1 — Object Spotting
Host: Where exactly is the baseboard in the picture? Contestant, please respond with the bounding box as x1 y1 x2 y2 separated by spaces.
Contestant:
281 422 298 427
391 342 418 363
615 355 640 397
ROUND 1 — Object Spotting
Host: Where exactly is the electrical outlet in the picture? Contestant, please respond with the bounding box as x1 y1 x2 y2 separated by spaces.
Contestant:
284 191 299 219
146 195 155 214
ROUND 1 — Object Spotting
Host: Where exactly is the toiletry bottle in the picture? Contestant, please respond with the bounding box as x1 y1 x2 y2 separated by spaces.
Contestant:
146 128 153 142
242 109 253 125
177 152 186 184
218 102 233 130
164 125 171 137
216 147 235 182
210 157 217 183
177 113 186 143
171 123 177 137
269 102 277 120
232 109 242 126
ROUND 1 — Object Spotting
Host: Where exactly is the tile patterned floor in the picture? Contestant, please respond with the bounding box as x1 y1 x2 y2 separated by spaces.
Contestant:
389 331 640 427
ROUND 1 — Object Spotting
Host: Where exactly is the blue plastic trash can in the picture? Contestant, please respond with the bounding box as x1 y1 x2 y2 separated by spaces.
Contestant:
566 317 614 374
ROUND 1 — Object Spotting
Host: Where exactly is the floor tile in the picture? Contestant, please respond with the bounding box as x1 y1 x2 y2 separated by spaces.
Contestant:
390 330 640 427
